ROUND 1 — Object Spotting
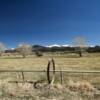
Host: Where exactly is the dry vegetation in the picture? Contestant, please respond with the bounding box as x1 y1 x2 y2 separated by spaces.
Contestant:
0 53 100 100
0 53 100 70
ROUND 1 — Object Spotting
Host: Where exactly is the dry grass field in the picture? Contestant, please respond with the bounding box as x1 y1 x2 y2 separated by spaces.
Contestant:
0 53 100 70
0 53 100 100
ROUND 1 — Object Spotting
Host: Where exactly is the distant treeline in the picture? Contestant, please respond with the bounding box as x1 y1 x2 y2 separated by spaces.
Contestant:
32 45 100 53
87 46 100 53
5 45 100 53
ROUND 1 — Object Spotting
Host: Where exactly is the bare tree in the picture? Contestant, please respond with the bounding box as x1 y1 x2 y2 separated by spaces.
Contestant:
0 42 6 56
16 43 32 58
73 36 87 57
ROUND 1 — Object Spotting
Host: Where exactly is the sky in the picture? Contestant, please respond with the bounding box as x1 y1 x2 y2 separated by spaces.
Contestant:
0 0 100 48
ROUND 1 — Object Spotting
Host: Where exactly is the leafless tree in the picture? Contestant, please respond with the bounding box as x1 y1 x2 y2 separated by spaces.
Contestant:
0 42 6 56
16 43 32 58
73 36 87 57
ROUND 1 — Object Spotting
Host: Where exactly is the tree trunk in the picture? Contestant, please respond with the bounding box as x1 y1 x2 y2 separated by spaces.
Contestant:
79 51 82 57
0 53 2 56
22 54 26 58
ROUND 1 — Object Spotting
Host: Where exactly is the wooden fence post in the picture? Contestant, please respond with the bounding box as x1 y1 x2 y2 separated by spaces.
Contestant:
21 71 25 81
60 67 63 84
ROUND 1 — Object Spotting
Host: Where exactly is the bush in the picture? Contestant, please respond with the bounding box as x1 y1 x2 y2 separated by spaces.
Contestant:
35 51 43 57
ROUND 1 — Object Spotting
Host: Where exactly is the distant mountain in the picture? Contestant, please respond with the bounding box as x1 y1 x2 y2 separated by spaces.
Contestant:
46 44 70 48
46 44 61 48
4 44 100 53
32 44 75 52
32 45 48 52
61 44 70 47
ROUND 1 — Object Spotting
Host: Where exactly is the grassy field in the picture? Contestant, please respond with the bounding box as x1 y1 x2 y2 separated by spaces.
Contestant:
0 53 100 83
0 53 100 70
0 53 100 100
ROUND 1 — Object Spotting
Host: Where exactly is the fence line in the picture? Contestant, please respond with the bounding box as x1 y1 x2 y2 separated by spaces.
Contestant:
0 69 100 73
0 59 100 100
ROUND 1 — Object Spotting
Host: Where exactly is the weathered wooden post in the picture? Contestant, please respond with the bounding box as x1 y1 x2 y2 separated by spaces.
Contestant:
60 67 63 84
21 71 25 81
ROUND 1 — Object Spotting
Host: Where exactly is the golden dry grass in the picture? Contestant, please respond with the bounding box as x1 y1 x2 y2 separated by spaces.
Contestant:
0 54 100 70
0 53 100 100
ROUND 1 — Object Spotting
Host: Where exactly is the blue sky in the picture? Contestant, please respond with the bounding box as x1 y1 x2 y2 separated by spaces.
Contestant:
0 0 100 48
